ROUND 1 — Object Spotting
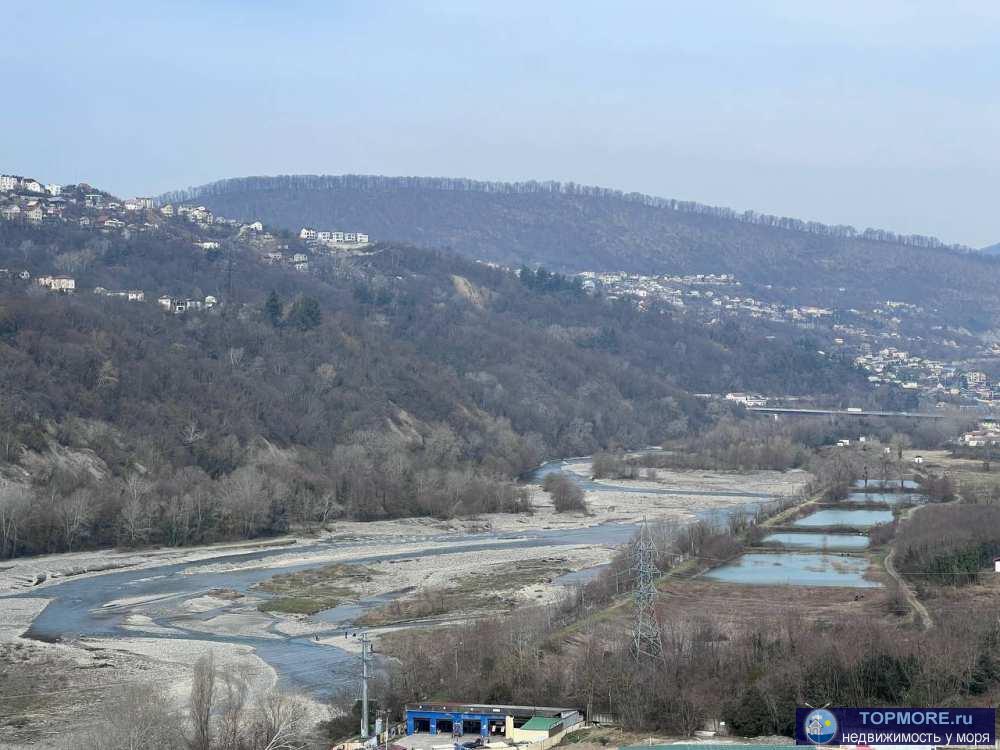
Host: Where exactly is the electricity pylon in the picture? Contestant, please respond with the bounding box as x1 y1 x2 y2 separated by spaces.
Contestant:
631 518 662 660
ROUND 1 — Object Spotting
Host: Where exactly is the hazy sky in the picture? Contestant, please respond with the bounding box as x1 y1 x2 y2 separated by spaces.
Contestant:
3 1 999 246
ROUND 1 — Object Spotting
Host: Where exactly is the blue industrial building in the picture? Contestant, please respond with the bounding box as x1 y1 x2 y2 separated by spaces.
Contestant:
404 703 581 739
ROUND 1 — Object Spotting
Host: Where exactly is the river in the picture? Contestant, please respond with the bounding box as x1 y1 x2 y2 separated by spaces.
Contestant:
7 456 773 700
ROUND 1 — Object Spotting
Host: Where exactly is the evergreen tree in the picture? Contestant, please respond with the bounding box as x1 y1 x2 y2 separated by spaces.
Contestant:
288 296 321 331
264 290 282 327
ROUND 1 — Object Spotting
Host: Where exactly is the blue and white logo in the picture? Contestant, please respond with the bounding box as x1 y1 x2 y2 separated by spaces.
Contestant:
804 709 838 745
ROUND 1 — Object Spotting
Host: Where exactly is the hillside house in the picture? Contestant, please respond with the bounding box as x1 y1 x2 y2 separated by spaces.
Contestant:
159 295 215 314
725 392 768 407
160 204 175 216
96 288 145 301
196 241 221 250
124 197 153 211
0 175 18 192
45 184 62 196
22 179 44 193
25 206 43 224
36 275 76 293
0 205 20 221
299 227 317 241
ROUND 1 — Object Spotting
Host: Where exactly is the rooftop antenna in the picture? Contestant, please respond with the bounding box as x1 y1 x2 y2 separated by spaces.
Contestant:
631 517 663 660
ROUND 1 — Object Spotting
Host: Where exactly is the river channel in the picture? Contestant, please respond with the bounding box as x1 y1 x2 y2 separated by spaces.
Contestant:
6 457 773 700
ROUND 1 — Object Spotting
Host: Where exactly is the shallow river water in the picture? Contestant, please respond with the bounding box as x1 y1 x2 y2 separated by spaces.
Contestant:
8 456 777 700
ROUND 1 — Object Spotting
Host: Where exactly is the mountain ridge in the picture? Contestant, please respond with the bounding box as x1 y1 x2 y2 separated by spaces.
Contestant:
159 173 973 255
161 174 1000 324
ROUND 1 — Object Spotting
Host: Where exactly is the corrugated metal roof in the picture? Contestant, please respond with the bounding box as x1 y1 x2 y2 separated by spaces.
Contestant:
521 717 562 731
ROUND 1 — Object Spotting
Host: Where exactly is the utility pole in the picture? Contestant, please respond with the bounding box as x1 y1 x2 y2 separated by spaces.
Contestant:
347 630 374 738
631 518 662 660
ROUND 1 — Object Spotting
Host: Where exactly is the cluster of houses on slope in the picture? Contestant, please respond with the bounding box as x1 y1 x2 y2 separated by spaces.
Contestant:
1 174 167 236
4 172 372 283
298 227 370 247
959 420 1000 448
26 275 215 316
0 174 59 195
853 346 1000 404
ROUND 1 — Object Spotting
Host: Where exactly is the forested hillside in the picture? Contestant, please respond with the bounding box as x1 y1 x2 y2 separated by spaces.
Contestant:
163 175 1000 315
0 208 864 557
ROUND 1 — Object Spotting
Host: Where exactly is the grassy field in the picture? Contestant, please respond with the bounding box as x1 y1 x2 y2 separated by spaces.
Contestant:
254 563 379 615
911 449 1000 496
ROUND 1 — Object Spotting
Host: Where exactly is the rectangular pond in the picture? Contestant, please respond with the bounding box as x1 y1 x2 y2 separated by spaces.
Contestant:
761 532 869 550
704 552 880 587
793 509 893 528
845 492 925 505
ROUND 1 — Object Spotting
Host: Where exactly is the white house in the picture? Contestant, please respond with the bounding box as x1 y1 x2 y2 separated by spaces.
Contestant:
25 206 43 224
725 392 768 407
21 179 44 193
0 175 18 192
0 205 20 221
160 204 175 216
196 241 221 250
36 275 76 292
45 184 62 196
97 288 146 302
356 233 370 243
244 220 263 232
299 227 317 241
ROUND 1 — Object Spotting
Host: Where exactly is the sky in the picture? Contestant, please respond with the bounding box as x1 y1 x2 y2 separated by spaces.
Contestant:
2 1 999 246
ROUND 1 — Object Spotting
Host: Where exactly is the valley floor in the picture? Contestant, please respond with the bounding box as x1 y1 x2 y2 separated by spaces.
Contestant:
0 463 809 748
